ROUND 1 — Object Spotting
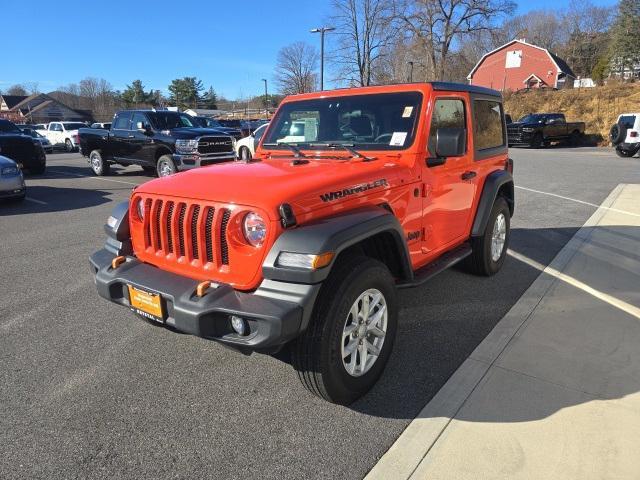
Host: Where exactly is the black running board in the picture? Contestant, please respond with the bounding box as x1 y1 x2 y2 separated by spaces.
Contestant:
397 243 472 289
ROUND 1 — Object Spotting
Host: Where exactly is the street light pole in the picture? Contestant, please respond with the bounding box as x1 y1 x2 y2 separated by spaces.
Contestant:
407 61 414 83
310 26 335 91
261 78 268 119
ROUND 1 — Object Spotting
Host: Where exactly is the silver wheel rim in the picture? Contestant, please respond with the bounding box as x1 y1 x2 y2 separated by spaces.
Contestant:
491 212 507 262
159 160 173 177
341 288 387 377
90 153 101 172
241 148 249 160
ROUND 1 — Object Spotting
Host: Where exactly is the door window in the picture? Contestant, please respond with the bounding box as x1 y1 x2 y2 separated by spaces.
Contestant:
428 99 466 156
113 113 131 130
253 124 267 142
131 113 150 131
472 100 505 151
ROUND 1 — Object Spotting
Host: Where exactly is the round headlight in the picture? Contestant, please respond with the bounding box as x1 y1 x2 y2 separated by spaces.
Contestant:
243 212 266 246
136 198 145 220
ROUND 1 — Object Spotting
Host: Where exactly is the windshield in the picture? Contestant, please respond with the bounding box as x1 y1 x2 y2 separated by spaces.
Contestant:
148 112 199 130
518 114 546 124
63 122 87 130
0 120 22 133
205 119 222 128
262 92 422 150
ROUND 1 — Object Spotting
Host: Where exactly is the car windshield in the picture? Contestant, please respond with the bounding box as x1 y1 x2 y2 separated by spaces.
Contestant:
149 112 199 129
63 122 87 130
262 91 423 150
205 119 222 128
0 120 22 133
518 114 546 124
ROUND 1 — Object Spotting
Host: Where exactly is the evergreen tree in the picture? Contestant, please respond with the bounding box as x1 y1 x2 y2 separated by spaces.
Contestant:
121 80 154 106
201 87 218 109
608 0 640 77
168 77 204 110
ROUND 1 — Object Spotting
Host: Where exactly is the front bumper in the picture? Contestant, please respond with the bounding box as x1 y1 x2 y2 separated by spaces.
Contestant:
173 152 236 171
0 175 26 198
507 131 534 145
90 249 318 352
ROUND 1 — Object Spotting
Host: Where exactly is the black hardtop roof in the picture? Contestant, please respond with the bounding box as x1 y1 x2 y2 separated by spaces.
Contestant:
430 82 502 98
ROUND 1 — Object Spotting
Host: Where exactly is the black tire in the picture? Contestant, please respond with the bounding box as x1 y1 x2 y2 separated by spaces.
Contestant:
239 146 252 161
530 134 544 149
569 130 582 147
142 166 156 175
89 149 110 176
156 154 177 177
291 256 398 405
615 146 637 158
65 139 74 153
609 124 626 145
465 196 510 276
29 163 46 175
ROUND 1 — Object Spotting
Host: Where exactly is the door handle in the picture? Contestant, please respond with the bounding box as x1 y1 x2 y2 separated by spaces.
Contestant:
128 134 135 138
461 171 476 180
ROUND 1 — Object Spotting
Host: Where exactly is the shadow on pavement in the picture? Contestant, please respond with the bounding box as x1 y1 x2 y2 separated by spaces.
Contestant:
0 185 114 216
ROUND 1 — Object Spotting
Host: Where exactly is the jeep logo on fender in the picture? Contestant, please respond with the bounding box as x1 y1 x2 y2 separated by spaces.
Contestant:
320 179 388 202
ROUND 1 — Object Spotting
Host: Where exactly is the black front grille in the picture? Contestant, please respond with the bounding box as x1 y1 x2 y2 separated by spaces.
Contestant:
191 205 200 259
198 136 234 155
165 202 175 252
177 203 186 257
220 209 231 265
204 207 215 263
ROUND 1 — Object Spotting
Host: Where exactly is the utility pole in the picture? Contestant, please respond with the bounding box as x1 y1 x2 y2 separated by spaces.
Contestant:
261 78 268 119
310 26 335 90
407 61 414 83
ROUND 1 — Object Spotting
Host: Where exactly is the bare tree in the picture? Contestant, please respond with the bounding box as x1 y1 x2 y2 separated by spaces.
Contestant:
6 84 28 96
330 0 397 86
274 42 319 94
395 0 516 81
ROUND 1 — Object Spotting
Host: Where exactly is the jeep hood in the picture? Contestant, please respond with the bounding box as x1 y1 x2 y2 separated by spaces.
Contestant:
135 157 411 220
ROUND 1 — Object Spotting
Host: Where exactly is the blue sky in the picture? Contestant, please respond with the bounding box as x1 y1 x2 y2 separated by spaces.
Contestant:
1 0 616 99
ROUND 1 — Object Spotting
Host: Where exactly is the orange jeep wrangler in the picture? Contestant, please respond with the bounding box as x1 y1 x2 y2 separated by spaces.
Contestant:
91 82 514 405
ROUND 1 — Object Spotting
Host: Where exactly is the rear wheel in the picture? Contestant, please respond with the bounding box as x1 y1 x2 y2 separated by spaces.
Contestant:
156 155 177 177
29 163 46 175
615 146 638 158
89 150 110 176
65 139 74 152
291 256 398 405
465 196 510 276
569 130 582 146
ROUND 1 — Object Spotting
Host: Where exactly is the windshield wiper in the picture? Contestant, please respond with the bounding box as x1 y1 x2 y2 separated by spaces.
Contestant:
263 142 307 158
311 143 376 161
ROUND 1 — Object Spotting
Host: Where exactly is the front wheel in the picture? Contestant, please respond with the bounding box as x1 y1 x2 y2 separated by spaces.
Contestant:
65 139 74 152
615 146 638 158
291 256 398 405
89 150 110 176
239 146 252 161
530 134 543 149
465 196 511 276
156 155 177 177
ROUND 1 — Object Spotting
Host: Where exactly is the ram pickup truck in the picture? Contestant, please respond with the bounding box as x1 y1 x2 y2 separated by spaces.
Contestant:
37 121 85 152
90 82 514 404
0 119 46 174
507 113 585 148
79 110 237 177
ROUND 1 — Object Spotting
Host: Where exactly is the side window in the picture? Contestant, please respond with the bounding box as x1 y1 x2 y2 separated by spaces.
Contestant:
113 114 131 130
428 99 466 155
254 125 267 142
131 113 150 131
472 100 505 151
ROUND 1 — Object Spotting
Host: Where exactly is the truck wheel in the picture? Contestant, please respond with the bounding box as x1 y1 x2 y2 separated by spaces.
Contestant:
29 163 46 175
530 134 543 149
292 256 398 405
615 146 637 158
569 131 582 147
156 155 177 177
89 150 110 176
65 139 74 152
466 196 510 276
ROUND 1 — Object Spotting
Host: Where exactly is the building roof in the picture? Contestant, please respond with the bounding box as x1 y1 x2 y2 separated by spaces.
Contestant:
467 39 576 80
1 95 28 109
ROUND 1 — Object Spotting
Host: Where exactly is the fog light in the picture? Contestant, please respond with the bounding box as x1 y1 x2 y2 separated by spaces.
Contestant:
230 315 247 336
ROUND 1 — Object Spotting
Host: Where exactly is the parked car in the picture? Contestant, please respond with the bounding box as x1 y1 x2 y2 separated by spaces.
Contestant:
507 113 585 148
0 155 26 201
191 117 243 140
79 110 237 177
90 82 514 405
217 119 252 137
609 113 640 158
20 127 53 153
37 121 85 152
235 123 268 160
91 122 112 130
0 119 46 174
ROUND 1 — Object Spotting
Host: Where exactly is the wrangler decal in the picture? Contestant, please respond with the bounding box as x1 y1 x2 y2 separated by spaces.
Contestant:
319 179 388 202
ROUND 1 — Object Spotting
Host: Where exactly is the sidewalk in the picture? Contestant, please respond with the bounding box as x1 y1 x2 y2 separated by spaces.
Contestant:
366 184 640 480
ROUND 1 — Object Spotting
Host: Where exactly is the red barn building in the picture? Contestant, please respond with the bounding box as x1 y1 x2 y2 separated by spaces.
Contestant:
467 39 576 92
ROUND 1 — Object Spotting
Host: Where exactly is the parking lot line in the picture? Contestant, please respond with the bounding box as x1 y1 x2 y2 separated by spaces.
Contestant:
516 185 640 218
24 197 48 205
47 169 140 186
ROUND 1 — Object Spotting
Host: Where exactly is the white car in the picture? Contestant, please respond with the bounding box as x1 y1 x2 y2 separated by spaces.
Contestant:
37 121 86 152
610 113 640 157
235 122 268 160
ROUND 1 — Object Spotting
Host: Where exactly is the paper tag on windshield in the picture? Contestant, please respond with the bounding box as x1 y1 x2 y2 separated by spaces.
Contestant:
389 132 407 146
402 106 413 118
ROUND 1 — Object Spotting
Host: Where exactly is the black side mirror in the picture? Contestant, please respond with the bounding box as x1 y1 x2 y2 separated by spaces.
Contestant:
427 127 466 167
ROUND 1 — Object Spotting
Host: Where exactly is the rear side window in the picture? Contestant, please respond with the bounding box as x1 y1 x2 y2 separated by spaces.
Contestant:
619 115 636 129
428 99 466 155
113 114 131 130
473 100 505 150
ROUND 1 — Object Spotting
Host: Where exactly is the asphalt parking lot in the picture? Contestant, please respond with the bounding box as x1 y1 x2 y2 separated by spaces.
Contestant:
1 147 639 480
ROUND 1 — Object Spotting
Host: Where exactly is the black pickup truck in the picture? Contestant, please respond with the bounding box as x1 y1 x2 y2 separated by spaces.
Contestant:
507 113 585 148
0 119 46 174
79 110 237 177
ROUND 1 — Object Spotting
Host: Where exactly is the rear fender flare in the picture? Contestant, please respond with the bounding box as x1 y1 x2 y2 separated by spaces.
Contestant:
471 170 514 237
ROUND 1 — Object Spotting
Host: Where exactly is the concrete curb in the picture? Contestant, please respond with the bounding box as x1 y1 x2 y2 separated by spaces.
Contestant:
364 184 626 480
